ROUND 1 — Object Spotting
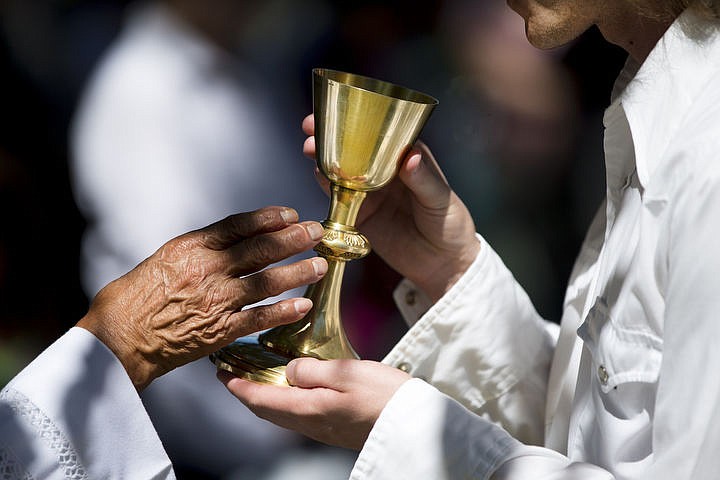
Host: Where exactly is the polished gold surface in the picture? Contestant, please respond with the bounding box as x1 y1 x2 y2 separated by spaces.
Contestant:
211 68 437 385
313 68 438 191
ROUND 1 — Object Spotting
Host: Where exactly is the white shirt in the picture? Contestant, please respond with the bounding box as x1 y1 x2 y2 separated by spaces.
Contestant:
352 9 720 480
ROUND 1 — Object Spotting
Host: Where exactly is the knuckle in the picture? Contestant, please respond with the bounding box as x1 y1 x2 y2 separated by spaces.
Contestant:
249 236 279 264
264 224 300 251
226 212 249 232
253 207 284 230
248 208 270 227
250 272 276 297
301 259 319 279
283 225 302 244
226 208 275 237
275 262 308 288
156 239 184 261
250 306 274 331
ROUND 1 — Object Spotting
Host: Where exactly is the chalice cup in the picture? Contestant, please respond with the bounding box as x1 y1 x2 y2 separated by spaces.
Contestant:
211 68 438 385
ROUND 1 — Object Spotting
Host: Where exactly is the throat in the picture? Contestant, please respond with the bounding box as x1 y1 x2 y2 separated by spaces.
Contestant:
598 8 674 62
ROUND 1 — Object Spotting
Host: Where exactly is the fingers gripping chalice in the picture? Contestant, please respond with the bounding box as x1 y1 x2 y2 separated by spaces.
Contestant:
211 68 438 385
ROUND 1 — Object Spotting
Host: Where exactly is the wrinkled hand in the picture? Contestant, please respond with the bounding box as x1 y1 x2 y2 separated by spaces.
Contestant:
77 207 328 390
303 114 480 302
219 357 411 450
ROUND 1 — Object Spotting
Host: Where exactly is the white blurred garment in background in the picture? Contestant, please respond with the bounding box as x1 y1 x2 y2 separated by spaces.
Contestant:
70 2 349 478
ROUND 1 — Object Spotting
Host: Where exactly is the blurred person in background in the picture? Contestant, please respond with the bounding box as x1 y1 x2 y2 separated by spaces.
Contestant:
69 0 353 478
221 0 720 478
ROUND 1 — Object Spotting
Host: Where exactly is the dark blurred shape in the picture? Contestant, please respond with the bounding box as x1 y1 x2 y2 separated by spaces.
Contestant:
0 1 132 383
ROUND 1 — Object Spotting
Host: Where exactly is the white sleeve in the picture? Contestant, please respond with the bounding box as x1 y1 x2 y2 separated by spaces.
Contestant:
384 235 556 444
0 327 174 479
354 235 614 479
352 379 613 480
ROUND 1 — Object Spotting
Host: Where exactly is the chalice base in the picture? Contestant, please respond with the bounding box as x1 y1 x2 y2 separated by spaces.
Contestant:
211 337 294 386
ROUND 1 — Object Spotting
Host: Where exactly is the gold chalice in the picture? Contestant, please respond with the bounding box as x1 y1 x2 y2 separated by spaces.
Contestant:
211 68 438 385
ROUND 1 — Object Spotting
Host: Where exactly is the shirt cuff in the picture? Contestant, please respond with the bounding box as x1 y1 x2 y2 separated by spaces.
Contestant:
392 235 483 328
351 378 520 480
393 278 433 326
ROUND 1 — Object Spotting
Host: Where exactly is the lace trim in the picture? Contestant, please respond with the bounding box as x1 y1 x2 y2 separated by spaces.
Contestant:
0 445 33 480
0 388 88 479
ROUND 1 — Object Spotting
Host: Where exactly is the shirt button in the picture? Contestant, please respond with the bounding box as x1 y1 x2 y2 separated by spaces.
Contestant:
405 290 416 306
598 365 609 386
397 362 412 373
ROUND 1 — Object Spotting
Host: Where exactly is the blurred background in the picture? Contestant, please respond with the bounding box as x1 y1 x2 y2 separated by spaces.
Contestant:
0 0 626 478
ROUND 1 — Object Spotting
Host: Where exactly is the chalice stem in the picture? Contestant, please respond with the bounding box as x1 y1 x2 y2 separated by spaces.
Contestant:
259 184 370 360
262 259 357 359
326 184 366 227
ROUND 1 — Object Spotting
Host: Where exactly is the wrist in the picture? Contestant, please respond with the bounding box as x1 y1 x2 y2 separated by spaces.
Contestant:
76 308 158 391
415 238 481 302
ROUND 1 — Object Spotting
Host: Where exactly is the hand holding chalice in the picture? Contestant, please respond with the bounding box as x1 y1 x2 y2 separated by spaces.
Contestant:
212 68 437 385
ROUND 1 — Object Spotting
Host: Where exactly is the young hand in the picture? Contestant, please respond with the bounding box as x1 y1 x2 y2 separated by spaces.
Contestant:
219 357 411 450
303 114 480 302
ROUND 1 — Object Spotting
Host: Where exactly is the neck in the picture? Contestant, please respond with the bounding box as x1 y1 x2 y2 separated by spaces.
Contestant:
597 5 676 62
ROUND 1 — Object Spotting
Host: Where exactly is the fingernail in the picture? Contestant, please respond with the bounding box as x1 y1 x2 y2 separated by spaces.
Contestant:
306 222 325 241
408 153 423 173
281 208 298 224
285 358 297 380
312 257 328 276
294 298 312 315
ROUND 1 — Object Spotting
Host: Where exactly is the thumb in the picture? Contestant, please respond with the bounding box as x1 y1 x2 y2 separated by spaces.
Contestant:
285 357 328 388
285 357 350 390
398 142 451 210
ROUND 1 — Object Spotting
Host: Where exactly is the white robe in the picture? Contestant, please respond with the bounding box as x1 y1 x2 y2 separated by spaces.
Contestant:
0 327 174 479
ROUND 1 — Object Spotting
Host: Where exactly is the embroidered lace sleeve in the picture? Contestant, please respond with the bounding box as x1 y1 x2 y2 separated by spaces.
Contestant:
1 328 174 479
0 387 87 479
